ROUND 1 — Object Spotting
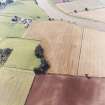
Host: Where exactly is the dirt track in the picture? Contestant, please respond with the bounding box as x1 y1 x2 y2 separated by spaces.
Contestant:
25 21 83 75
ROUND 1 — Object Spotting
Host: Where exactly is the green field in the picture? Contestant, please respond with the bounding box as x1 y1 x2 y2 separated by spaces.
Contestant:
2 0 48 19
0 16 25 38
0 0 47 71
0 0 48 38
48 0 55 5
0 38 41 71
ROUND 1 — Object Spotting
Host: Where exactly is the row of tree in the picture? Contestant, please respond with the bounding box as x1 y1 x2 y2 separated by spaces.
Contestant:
34 45 50 75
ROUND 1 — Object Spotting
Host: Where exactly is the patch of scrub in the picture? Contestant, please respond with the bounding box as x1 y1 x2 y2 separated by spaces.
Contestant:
0 37 41 71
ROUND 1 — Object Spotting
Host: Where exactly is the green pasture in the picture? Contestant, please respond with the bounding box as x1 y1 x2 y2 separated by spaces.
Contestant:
0 16 25 38
0 0 48 38
2 0 48 19
48 0 55 5
0 38 41 71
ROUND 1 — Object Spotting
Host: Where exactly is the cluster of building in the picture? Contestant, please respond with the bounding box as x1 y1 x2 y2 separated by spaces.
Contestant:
11 16 32 28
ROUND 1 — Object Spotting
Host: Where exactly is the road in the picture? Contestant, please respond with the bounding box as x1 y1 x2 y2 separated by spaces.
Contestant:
36 0 105 31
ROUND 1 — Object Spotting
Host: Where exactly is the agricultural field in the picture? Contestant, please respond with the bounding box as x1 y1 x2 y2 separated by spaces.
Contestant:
0 0 46 101
0 37 41 71
0 68 34 105
48 0 70 4
0 16 25 38
26 21 105 77
25 21 82 75
0 0 48 38
56 0 105 14
48 0 55 4
1 0 105 105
